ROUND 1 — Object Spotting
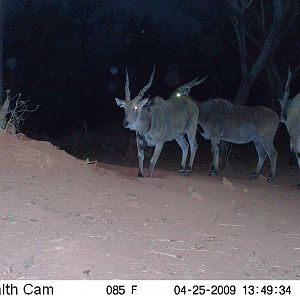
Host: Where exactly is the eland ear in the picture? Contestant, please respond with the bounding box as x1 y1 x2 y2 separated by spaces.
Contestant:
115 98 126 108
138 97 150 108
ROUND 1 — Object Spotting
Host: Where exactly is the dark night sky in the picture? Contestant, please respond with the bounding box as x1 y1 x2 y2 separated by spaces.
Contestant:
110 0 206 34
3 0 300 141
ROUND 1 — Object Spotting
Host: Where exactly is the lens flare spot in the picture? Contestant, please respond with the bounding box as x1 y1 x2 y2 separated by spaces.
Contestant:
110 67 118 75
7 57 17 69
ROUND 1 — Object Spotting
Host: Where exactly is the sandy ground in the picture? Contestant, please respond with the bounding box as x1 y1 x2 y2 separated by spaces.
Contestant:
0 134 299 280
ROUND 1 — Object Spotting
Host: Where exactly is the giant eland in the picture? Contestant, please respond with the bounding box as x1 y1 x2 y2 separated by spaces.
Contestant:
115 67 200 177
279 67 300 187
172 77 280 182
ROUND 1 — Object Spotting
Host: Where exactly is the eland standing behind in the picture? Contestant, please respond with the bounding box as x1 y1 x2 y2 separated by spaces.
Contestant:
172 77 279 182
115 67 200 177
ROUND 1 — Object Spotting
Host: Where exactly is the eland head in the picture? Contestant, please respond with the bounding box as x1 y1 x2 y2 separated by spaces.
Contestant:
115 66 155 131
170 75 209 98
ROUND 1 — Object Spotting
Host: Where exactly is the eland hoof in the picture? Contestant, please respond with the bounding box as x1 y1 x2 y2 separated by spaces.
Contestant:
138 172 144 178
209 170 217 177
178 169 186 176
297 183 300 188
249 172 258 180
267 175 274 183
184 170 191 176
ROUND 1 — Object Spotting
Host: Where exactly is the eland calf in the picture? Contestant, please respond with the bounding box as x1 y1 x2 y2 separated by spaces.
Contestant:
115 67 200 177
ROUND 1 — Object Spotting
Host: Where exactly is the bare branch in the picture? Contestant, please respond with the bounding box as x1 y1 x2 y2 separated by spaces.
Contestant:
242 0 254 13
226 0 242 15
1 92 39 135
259 0 265 33
283 66 291 101
226 0 253 14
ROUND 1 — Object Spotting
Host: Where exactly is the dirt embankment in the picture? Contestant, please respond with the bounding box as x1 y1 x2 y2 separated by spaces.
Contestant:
0 134 299 279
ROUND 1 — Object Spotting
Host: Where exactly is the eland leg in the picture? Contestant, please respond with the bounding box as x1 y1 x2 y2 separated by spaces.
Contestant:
260 139 278 182
175 135 189 176
185 130 198 176
250 140 267 180
149 143 164 177
209 139 220 176
136 135 145 177
296 153 300 188
219 141 230 169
